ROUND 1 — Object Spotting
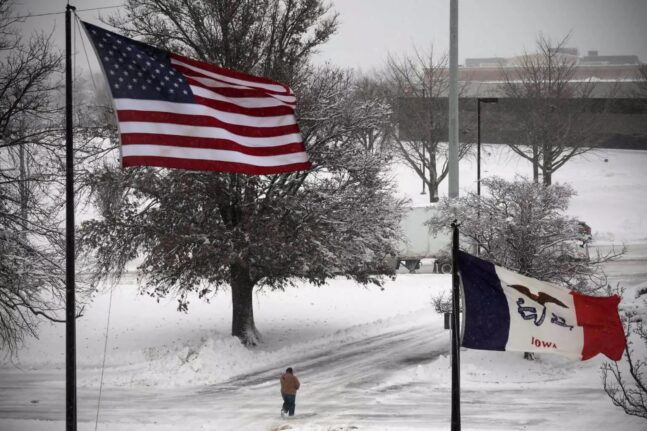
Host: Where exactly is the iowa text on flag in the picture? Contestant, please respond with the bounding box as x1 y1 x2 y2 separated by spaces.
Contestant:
82 22 310 175
458 251 625 361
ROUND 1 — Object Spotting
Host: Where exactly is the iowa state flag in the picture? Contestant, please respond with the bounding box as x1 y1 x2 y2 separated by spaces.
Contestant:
458 251 625 361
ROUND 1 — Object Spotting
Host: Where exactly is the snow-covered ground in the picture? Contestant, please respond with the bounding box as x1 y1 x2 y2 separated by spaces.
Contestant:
399 145 647 243
1 147 646 430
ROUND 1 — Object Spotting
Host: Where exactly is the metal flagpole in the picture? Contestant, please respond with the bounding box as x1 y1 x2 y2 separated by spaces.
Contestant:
450 220 461 431
65 4 77 431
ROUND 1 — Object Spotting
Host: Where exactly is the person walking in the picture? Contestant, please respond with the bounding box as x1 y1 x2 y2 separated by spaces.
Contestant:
280 367 300 417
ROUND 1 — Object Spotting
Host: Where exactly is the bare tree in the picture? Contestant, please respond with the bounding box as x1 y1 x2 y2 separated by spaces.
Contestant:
0 0 70 354
81 0 405 346
499 35 603 185
602 288 647 420
348 74 392 155
384 48 470 202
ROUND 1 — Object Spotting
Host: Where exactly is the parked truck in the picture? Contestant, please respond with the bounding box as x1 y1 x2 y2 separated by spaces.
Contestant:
396 206 452 273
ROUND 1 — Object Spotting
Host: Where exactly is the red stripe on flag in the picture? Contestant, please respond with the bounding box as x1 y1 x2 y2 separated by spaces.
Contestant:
179 73 287 99
117 111 300 137
193 95 294 117
123 155 311 175
572 292 625 361
170 53 291 91
121 133 306 156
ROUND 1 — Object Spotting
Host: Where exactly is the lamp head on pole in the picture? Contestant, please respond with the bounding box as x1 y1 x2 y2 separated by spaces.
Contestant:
478 97 499 104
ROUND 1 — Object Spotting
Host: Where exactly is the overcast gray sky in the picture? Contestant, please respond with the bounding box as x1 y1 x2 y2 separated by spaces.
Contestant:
13 0 647 71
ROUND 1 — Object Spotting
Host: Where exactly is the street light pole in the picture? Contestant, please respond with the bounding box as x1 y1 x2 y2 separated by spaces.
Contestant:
476 97 497 257
448 0 459 199
476 97 498 197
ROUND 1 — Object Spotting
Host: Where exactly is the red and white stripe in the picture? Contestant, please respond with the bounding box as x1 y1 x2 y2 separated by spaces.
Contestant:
116 53 310 175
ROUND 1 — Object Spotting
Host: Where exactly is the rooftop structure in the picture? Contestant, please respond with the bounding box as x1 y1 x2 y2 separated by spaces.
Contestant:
462 49 643 83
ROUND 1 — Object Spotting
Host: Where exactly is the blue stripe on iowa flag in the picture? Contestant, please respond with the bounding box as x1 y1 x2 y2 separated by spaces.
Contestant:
458 251 510 351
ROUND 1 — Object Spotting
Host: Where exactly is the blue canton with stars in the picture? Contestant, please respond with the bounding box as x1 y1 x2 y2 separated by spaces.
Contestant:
83 22 194 103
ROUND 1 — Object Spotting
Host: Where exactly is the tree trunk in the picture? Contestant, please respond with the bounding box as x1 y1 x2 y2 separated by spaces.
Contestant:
543 169 552 186
230 262 260 346
428 178 439 203
542 142 552 185
532 144 539 183
428 150 439 203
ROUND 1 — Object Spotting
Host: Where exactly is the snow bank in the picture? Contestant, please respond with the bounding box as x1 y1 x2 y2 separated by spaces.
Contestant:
9 275 447 388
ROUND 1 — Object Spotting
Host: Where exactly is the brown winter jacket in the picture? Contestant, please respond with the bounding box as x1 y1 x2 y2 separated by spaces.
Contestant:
280 373 300 395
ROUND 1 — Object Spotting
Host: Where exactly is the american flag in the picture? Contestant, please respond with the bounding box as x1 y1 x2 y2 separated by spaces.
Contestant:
82 22 311 175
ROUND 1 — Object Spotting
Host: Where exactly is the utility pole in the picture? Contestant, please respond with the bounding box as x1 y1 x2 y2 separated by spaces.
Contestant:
448 0 459 198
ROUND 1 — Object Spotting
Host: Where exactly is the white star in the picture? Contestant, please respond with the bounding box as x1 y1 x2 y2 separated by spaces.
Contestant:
118 77 124 82
182 90 188 94
142 85 147 90
116 39 122 44
126 46 132 51
154 69 160 74
138 72 143 77
127 84 132 89
114 83 119 89
156 87 161 92
173 82 179 87
164 76 170 81
123 71 129 76
169 89 174 94
133 78 138 83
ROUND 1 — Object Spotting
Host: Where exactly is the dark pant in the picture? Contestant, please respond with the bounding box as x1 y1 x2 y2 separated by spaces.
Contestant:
281 393 296 416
